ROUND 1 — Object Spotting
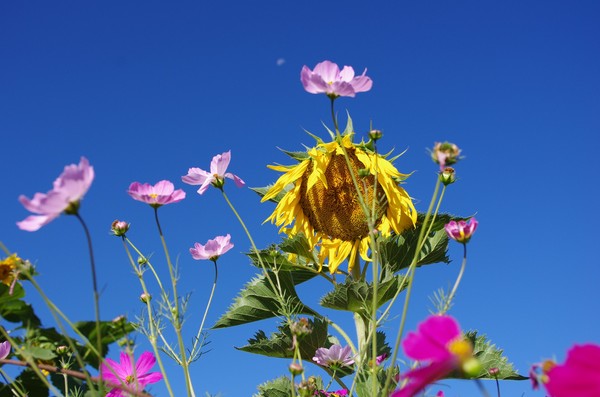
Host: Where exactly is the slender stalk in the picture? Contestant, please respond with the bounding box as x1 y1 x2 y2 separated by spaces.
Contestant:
74 213 103 378
153 208 194 397
442 243 468 314
190 259 218 361
330 96 339 133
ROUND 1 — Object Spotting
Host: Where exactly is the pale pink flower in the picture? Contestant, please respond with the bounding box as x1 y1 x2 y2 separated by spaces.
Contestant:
392 315 472 397
444 218 478 244
300 60 372 98
313 344 354 368
17 157 94 231
100 351 162 397
542 344 600 397
190 234 234 261
0 341 11 359
127 180 185 208
182 151 245 195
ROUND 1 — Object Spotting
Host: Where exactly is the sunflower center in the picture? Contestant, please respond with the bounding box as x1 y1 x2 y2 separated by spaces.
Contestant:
299 149 388 241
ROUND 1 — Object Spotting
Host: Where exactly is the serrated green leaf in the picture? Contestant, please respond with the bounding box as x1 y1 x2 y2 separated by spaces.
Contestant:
246 234 322 274
280 149 310 161
213 271 317 329
320 274 407 314
464 331 528 380
253 376 293 397
0 283 41 327
380 213 459 274
237 318 329 360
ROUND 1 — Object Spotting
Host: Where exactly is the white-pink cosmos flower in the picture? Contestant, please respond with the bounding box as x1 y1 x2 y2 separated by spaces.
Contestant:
313 344 355 368
190 234 234 261
127 180 186 208
301 60 373 98
182 151 245 195
17 157 95 231
0 341 11 360
444 218 478 244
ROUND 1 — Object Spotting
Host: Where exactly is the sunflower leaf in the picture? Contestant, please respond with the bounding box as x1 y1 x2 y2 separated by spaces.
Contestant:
461 331 528 380
253 376 294 397
380 213 462 273
236 318 329 360
213 271 318 328
319 273 407 314
251 185 289 203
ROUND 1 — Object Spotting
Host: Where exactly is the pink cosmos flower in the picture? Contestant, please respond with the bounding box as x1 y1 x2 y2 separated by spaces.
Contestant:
313 344 355 368
100 351 163 397
182 151 245 195
316 390 348 397
127 180 186 208
190 234 234 261
444 218 478 244
542 344 600 397
17 157 94 231
300 60 373 98
0 341 11 360
392 315 472 397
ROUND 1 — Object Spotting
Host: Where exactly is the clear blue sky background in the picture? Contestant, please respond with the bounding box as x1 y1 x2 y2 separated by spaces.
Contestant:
1 1 599 396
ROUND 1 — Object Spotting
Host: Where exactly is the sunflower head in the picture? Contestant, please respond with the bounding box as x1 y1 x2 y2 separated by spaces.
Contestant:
262 129 416 275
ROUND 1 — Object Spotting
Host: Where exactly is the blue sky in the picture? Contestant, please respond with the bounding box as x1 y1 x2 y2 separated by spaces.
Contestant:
1 1 599 396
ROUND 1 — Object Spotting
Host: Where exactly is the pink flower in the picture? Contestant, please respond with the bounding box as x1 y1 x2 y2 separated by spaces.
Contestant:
444 218 478 244
182 151 245 195
190 234 234 261
313 344 354 369
127 180 186 208
543 344 600 397
316 390 348 397
100 351 163 397
0 341 11 360
17 157 94 231
300 60 373 98
392 315 473 397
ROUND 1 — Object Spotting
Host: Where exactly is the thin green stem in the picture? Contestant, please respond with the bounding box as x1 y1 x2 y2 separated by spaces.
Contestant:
442 243 468 314
190 259 218 362
153 207 194 397
74 213 102 379
330 96 339 133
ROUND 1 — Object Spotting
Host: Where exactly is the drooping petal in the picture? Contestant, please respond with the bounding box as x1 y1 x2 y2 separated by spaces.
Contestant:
224 172 245 188
392 359 456 397
181 167 212 185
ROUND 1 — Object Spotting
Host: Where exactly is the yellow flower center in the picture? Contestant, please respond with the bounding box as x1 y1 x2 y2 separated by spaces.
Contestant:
125 374 134 384
299 149 388 241
149 193 158 199
449 339 473 363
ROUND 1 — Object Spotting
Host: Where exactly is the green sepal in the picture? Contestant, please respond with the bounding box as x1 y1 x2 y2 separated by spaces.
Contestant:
213 271 317 329
280 148 310 162
380 213 459 274
464 331 528 380
236 318 329 360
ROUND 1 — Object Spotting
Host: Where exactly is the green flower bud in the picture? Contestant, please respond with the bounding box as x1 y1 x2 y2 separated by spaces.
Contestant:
462 357 483 377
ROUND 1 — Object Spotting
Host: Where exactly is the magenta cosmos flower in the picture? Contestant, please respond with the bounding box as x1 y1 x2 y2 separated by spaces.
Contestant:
17 157 94 231
300 60 373 98
444 218 478 244
190 234 234 261
127 180 185 208
540 344 600 397
313 344 354 369
101 351 163 397
392 315 473 397
182 151 245 195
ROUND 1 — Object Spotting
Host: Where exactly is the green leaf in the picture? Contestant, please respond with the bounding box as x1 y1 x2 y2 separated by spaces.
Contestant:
74 319 135 368
251 185 289 204
0 369 49 397
246 234 322 274
253 376 294 397
380 213 459 274
21 345 57 361
213 271 317 329
0 283 41 327
464 331 528 380
237 318 329 360
320 274 407 314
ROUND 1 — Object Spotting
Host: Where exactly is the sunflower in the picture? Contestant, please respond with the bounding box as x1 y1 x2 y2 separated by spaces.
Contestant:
262 132 416 275
0 254 19 286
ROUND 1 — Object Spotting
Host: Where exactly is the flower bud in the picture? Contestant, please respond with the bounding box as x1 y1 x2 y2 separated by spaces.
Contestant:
488 367 499 376
56 345 69 355
358 168 370 178
431 142 461 170
439 167 456 186
368 129 383 141
290 318 312 337
140 293 152 303
289 362 304 376
137 256 148 266
462 357 483 377
111 220 130 236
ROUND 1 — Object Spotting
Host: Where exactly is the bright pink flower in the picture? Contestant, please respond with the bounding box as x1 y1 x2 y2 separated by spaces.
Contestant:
190 234 234 261
444 218 478 244
316 390 348 397
313 344 354 368
182 151 245 195
544 344 600 397
0 341 11 359
300 60 372 98
127 180 185 208
17 157 94 231
100 351 163 397
392 315 472 397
